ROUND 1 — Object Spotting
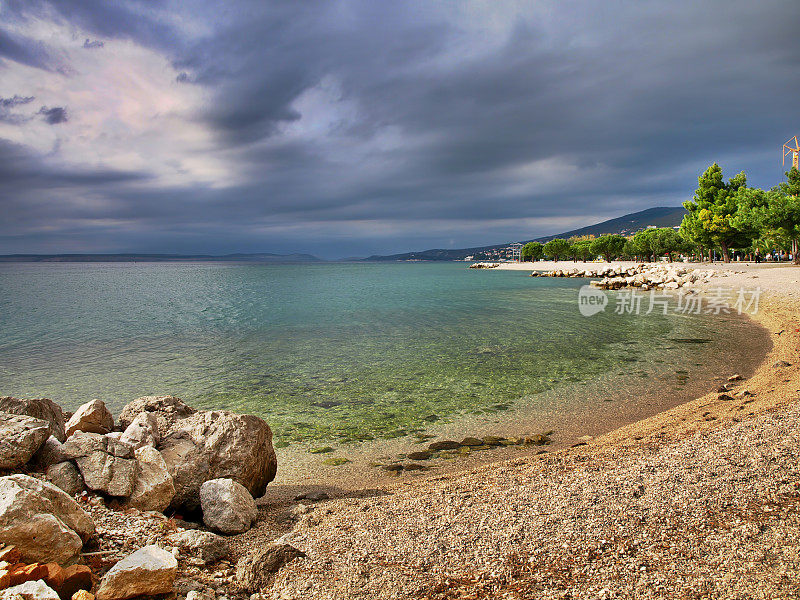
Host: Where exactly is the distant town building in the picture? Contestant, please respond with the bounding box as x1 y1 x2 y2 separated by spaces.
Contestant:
508 242 523 262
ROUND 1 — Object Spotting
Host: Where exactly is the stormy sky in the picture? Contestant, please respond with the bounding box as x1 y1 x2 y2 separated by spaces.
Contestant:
1 1 799 258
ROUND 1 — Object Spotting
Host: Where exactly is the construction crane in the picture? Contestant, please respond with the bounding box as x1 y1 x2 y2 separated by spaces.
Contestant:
783 136 800 169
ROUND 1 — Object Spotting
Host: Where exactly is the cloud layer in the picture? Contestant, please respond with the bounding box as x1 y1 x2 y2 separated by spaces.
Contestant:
1 0 799 257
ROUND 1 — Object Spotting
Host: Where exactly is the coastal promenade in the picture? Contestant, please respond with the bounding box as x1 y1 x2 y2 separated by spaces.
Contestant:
264 264 800 599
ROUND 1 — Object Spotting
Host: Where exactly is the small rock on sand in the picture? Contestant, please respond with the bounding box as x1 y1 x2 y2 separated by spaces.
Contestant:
200 479 257 535
235 543 305 593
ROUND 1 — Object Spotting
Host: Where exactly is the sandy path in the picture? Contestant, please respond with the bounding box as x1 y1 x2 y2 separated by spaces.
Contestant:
263 265 800 599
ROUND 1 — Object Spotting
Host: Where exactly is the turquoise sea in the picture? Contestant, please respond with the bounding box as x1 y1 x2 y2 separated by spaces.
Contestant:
0 262 766 447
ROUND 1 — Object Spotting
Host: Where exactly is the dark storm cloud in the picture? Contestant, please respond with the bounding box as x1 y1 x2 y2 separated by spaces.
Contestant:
38 106 68 124
2 0 178 55
1 0 800 257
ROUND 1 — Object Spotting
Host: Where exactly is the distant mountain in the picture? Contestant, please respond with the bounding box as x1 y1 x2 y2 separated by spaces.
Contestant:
0 252 323 263
533 206 687 242
365 206 687 262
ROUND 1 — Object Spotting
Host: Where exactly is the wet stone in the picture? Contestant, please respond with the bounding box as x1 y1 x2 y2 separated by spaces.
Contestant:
428 441 460 451
407 451 432 461
459 437 483 447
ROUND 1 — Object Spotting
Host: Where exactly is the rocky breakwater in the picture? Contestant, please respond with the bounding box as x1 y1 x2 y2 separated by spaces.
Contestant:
468 262 500 269
531 263 715 291
0 394 279 600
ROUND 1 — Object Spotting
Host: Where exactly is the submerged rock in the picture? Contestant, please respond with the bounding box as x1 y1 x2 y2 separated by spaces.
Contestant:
481 436 504 446
428 440 460 451
525 434 551 446
406 451 432 460
459 437 483 447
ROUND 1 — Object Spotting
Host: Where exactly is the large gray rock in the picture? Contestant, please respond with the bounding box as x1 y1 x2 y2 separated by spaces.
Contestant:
126 446 174 512
0 580 60 600
0 474 95 564
65 399 114 437
0 412 50 469
165 530 229 564
235 543 305 593
200 478 257 535
160 410 276 510
117 396 195 438
0 397 66 442
119 412 159 449
96 545 177 600
31 436 68 470
46 461 85 496
62 432 137 497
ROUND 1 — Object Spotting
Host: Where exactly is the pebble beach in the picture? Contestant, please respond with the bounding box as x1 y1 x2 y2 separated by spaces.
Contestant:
261 263 800 599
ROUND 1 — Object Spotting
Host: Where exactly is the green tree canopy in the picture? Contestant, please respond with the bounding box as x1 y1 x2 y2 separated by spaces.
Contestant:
589 234 626 261
543 238 570 261
650 227 685 261
631 229 657 261
570 239 594 261
681 163 752 262
621 238 638 259
521 241 544 262
733 167 800 264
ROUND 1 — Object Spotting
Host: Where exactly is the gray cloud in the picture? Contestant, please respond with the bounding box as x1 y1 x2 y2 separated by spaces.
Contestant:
1 1 800 257
0 26 58 70
82 38 104 49
0 94 34 124
38 106 68 124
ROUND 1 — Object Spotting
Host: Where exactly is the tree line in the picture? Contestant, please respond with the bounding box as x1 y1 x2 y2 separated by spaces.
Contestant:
520 164 800 265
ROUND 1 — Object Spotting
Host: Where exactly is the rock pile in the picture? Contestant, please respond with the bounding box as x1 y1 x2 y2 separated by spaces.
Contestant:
531 263 716 290
468 262 500 269
0 393 281 600
0 396 276 533
0 541 178 600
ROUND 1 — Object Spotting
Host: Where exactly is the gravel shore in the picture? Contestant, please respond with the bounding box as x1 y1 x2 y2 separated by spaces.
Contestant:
264 265 800 599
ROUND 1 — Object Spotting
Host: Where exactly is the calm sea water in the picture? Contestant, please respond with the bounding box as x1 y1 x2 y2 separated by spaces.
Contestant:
0 262 765 446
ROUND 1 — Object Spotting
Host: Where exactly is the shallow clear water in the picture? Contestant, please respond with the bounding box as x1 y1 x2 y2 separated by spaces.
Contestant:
0 262 765 446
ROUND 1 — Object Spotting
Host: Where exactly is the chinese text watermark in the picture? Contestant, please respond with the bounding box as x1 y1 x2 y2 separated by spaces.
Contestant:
578 285 761 317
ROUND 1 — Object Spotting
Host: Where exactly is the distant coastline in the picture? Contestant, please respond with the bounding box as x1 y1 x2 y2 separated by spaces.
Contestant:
0 252 323 263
